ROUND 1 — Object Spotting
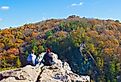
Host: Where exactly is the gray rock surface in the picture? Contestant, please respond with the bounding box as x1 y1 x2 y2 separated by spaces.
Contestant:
0 65 41 82
0 53 90 82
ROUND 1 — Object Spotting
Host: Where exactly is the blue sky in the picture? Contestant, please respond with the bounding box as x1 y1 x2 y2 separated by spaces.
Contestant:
0 0 121 29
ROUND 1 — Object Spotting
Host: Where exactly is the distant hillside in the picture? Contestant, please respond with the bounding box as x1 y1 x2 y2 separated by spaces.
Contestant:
0 15 121 81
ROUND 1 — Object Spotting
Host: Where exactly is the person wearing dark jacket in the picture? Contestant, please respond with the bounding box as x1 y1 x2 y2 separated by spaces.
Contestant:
43 48 55 66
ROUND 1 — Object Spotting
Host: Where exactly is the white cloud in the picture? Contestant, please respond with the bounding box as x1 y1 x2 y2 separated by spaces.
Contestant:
71 2 83 7
0 6 10 10
79 2 83 5
71 3 77 6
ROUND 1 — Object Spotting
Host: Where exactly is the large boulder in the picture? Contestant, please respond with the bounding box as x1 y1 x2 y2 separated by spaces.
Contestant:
0 65 41 82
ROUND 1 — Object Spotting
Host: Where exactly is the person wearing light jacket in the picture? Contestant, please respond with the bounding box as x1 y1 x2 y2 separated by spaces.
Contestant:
27 50 36 66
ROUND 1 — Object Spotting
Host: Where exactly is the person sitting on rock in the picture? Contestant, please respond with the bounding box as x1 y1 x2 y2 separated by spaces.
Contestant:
27 50 36 66
43 48 55 66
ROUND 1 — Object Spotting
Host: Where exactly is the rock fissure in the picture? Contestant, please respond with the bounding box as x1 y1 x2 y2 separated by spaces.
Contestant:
35 66 45 82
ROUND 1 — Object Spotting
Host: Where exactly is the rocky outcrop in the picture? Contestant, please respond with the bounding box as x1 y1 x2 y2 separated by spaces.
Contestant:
0 53 90 82
0 65 41 82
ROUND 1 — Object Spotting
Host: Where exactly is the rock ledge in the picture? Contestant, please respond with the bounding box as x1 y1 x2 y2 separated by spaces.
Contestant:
0 53 90 82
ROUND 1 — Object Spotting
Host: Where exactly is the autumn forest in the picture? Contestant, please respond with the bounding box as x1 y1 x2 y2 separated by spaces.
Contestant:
0 15 121 82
